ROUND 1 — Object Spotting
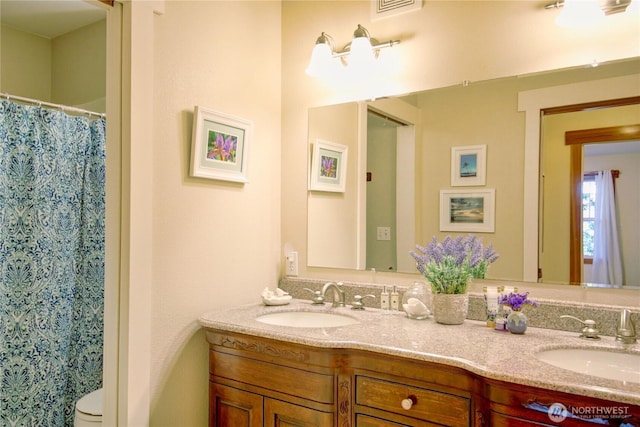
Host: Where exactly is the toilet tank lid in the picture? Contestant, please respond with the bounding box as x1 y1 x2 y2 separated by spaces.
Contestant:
76 388 103 416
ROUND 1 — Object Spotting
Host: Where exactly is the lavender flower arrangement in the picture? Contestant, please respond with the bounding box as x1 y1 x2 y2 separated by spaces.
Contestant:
500 291 537 311
410 235 499 294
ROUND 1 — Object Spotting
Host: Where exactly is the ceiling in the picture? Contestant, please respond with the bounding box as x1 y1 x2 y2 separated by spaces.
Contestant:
584 140 640 156
0 0 106 39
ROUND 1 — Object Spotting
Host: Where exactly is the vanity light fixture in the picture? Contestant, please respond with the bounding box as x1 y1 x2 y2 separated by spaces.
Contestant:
306 24 400 78
544 0 633 27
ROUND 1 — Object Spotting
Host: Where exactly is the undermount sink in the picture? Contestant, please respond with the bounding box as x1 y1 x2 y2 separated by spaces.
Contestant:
536 348 640 384
255 311 360 328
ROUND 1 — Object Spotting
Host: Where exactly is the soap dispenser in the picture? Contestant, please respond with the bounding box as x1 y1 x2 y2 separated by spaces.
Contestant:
380 286 389 310
390 285 400 310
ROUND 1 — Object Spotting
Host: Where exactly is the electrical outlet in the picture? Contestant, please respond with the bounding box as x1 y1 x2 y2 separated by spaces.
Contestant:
286 252 298 276
377 227 391 241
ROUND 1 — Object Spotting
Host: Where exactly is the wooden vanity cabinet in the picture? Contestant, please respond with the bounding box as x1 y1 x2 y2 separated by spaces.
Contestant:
206 330 337 427
205 329 639 427
483 377 640 426
206 330 477 427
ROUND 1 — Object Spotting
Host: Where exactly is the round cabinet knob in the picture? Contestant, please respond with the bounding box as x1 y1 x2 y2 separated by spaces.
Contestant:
401 395 417 410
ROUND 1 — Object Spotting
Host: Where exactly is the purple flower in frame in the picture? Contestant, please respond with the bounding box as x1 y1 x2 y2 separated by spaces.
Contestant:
207 132 238 162
320 155 337 178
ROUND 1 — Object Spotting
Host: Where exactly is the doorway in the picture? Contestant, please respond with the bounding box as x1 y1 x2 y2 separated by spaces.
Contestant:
1 1 123 424
539 97 640 286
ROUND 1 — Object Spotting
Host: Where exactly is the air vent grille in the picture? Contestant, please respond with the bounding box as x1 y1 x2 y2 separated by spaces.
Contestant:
372 0 422 20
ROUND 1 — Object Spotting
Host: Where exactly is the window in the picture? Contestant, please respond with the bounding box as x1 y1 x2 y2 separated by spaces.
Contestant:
582 170 619 262
582 176 596 261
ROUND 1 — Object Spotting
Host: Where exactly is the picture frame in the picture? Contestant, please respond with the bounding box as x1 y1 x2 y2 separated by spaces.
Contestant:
190 106 252 183
309 139 348 193
440 189 495 233
451 144 486 186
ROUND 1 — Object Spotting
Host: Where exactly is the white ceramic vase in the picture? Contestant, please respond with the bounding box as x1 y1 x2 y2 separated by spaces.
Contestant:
431 293 469 325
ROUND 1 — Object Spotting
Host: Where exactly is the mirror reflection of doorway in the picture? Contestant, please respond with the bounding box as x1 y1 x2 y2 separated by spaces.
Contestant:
366 110 401 272
539 97 640 286
566 124 640 286
365 108 416 273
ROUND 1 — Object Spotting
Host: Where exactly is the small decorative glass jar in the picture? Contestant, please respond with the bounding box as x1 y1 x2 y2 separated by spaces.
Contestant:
401 282 431 320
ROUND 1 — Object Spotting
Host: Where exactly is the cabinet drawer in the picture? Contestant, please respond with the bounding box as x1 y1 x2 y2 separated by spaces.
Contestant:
355 375 470 426
212 351 334 404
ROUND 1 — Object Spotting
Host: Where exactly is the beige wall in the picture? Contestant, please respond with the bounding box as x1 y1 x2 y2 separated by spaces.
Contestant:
0 20 105 111
281 1 640 283
416 78 526 280
52 20 106 109
0 25 51 100
307 103 360 268
149 2 281 425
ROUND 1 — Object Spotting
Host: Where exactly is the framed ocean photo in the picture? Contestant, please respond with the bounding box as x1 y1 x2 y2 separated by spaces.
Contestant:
451 144 486 186
440 189 495 232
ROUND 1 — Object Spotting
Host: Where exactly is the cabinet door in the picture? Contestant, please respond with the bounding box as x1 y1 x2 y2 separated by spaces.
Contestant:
264 398 333 427
210 383 263 427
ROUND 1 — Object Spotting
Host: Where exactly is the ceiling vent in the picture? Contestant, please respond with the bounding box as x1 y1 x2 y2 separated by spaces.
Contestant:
371 0 422 21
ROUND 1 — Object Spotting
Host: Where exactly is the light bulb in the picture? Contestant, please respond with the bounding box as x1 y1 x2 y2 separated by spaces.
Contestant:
306 42 334 77
556 0 605 28
348 36 376 72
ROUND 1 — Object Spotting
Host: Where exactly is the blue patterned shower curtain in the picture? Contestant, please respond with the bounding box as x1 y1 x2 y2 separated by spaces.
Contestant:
0 99 105 426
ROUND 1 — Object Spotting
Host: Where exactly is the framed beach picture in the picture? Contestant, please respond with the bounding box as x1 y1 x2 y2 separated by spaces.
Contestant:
309 139 348 193
451 144 486 186
190 106 252 183
440 189 495 233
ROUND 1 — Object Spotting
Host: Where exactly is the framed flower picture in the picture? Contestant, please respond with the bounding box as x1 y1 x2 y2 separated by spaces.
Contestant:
451 144 486 186
190 106 252 183
309 139 348 193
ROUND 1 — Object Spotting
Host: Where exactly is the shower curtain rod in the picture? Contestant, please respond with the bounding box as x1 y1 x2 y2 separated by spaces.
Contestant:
0 92 106 119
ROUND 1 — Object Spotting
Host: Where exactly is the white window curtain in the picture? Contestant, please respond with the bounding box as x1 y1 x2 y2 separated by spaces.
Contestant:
591 170 623 285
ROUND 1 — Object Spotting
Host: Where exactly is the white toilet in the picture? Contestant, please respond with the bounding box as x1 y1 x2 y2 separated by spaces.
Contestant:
74 388 103 426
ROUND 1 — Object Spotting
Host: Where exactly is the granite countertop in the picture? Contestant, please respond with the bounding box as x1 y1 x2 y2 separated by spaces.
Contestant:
199 299 640 406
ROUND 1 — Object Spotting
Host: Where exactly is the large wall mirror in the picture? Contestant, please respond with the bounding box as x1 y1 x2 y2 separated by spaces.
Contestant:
307 57 640 288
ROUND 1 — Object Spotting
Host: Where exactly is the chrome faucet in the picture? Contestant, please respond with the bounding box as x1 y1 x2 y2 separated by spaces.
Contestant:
616 309 637 344
321 281 346 308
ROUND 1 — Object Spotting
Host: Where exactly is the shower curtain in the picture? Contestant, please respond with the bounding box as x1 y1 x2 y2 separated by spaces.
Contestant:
0 99 105 426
